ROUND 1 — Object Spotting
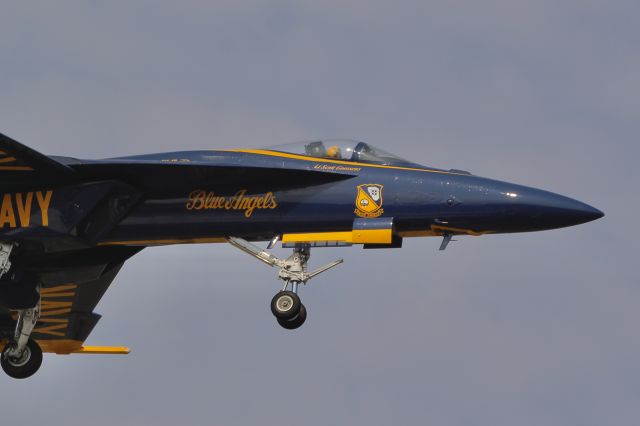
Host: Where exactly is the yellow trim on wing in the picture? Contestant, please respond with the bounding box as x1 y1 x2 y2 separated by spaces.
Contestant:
0 156 17 164
36 339 82 354
0 166 34 171
229 149 462 175
0 339 130 355
73 346 131 355
282 229 392 244
98 237 227 246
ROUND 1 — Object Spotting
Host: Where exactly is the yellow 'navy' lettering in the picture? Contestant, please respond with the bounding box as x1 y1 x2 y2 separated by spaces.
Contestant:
0 194 16 228
16 192 33 227
0 190 53 229
35 190 53 226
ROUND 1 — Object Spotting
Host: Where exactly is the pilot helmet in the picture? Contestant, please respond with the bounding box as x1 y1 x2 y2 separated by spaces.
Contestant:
326 145 342 159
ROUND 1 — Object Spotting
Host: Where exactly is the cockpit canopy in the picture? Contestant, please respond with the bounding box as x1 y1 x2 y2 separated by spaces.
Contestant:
266 139 414 166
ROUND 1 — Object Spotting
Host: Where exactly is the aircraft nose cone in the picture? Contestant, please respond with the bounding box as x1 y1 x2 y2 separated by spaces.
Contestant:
554 199 604 225
572 202 605 223
511 187 604 230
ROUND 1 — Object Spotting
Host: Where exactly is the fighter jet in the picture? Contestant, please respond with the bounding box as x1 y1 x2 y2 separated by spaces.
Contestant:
0 133 603 378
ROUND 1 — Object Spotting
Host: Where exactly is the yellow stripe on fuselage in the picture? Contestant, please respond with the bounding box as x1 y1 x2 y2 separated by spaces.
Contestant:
100 232 394 247
228 149 463 175
282 229 392 245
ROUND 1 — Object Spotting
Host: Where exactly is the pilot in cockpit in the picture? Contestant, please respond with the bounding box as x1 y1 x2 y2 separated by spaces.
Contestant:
305 141 343 160
326 145 342 159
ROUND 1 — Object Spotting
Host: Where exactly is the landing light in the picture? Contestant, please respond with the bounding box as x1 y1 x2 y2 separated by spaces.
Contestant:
504 192 519 198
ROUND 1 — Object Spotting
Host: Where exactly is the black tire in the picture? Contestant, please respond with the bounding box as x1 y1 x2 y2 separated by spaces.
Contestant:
271 291 301 320
277 304 307 330
1 339 43 379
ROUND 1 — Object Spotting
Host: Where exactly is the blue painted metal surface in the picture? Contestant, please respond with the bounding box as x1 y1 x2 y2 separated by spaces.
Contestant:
68 148 603 245
0 147 604 246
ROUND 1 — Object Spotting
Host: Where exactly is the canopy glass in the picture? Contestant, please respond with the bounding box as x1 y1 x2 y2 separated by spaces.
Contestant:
266 139 411 166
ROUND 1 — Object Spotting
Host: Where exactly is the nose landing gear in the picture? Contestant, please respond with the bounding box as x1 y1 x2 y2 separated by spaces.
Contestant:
227 237 343 330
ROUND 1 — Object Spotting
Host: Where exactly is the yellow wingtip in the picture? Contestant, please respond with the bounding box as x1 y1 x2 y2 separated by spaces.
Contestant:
72 346 131 355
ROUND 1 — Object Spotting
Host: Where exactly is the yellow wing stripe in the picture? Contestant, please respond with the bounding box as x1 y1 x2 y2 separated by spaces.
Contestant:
0 166 34 171
73 346 131 355
0 340 130 355
0 150 34 171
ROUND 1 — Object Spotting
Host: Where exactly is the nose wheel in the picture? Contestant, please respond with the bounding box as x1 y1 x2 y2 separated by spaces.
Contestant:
227 237 342 330
270 290 307 330
271 291 301 320
277 304 307 330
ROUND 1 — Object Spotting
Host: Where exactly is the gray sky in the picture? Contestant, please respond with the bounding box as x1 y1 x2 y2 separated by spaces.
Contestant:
1 1 638 425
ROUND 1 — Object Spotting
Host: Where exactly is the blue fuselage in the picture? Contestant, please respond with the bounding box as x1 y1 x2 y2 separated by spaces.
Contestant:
85 150 603 245
0 149 603 248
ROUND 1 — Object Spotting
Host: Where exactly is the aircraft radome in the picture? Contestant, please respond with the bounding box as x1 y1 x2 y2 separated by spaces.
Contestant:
0 133 603 379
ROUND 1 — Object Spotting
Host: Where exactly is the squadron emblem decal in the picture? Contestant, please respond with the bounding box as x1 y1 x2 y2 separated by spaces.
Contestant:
355 184 384 218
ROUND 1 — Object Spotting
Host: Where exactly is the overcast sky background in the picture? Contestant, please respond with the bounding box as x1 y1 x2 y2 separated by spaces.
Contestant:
1 1 638 425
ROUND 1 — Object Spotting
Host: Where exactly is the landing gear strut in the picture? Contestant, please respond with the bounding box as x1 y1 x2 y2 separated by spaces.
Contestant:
0 242 43 379
227 238 343 330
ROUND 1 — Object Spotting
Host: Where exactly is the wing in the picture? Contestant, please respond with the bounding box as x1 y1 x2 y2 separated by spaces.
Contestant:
0 246 141 354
